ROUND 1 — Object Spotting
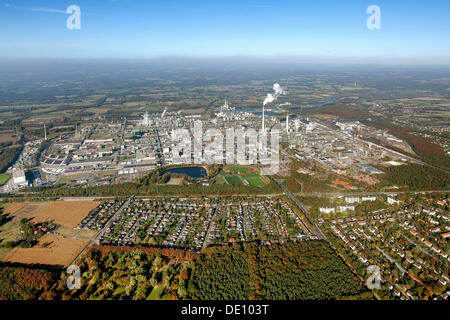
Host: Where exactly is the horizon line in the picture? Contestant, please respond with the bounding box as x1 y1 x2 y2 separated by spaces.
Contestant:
0 55 449 66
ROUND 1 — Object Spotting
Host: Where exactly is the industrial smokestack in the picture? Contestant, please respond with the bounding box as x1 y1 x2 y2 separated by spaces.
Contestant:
263 93 275 106
262 83 286 131
286 114 289 135
262 105 265 131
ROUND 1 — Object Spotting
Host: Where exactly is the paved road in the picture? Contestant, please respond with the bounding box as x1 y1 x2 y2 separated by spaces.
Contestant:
402 234 440 262
296 190 450 197
269 176 326 240
1 193 287 200
91 195 134 246
3 189 448 202
203 206 218 248
70 195 134 266
377 247 407 275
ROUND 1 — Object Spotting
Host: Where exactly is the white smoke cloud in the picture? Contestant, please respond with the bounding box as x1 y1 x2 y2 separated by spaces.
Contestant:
263 83 286 106
273 83 286 95
263 93 275 106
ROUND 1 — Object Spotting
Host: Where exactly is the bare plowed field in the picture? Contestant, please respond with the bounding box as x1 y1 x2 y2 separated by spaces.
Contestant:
3 202 27 216
32 201 100 228
4 234 89 266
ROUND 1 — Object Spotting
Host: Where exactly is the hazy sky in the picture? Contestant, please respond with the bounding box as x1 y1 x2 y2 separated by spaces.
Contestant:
0 0 449 64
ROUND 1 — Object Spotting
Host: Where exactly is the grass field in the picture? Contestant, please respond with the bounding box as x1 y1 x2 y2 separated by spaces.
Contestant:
1 203 45 240
55 225 99 240
215 176 227 185
0 173 10 186
217 171 266 187
242 173 266 187
245 176 266 187
0 202 49 259
147 285 165 300
225 175 244 185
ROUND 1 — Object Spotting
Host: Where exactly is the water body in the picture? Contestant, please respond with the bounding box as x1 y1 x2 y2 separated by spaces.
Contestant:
163 166 207 178
318 96 340 102
303 96 341 108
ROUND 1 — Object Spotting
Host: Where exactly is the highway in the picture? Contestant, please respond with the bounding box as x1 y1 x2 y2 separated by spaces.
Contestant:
296 190 450 197
269 176 326 240
2 189 448 202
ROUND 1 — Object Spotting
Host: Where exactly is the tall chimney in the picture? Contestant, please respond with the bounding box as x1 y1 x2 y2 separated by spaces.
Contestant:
286 114 289 135
262 104 265 131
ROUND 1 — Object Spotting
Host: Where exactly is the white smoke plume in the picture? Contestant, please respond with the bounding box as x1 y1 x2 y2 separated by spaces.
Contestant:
263 93 275 106
263 83 286 106
273 83 286 95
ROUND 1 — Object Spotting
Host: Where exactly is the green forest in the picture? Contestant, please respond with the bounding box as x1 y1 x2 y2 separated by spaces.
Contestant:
29 178 281 198
382 164 449 190
43 246 197 300
0 146 23 173
0 241 367 300
188 241 366 300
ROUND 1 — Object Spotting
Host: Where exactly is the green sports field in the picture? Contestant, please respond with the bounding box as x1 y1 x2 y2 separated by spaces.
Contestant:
215 176 227 185
245 176 266 187
225 175 244 185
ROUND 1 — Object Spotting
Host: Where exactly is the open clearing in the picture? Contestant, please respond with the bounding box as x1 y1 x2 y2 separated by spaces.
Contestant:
215 176 227 185
32 201 100 228
242 173 266 187
225 175 244 185
167 177 183 185
0 202 48 243
55 225 99 240
2 202 28 216
245 176 266 187
4 233 89 266
0 173 10 185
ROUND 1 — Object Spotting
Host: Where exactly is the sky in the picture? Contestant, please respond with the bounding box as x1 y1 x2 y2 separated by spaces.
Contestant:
0 0 449 64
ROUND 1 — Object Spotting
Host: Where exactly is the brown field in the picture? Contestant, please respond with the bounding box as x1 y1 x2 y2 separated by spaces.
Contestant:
182 107 207 114
0 132 16 143
3 202 27 215
4 234 89 267
32 201 100 228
